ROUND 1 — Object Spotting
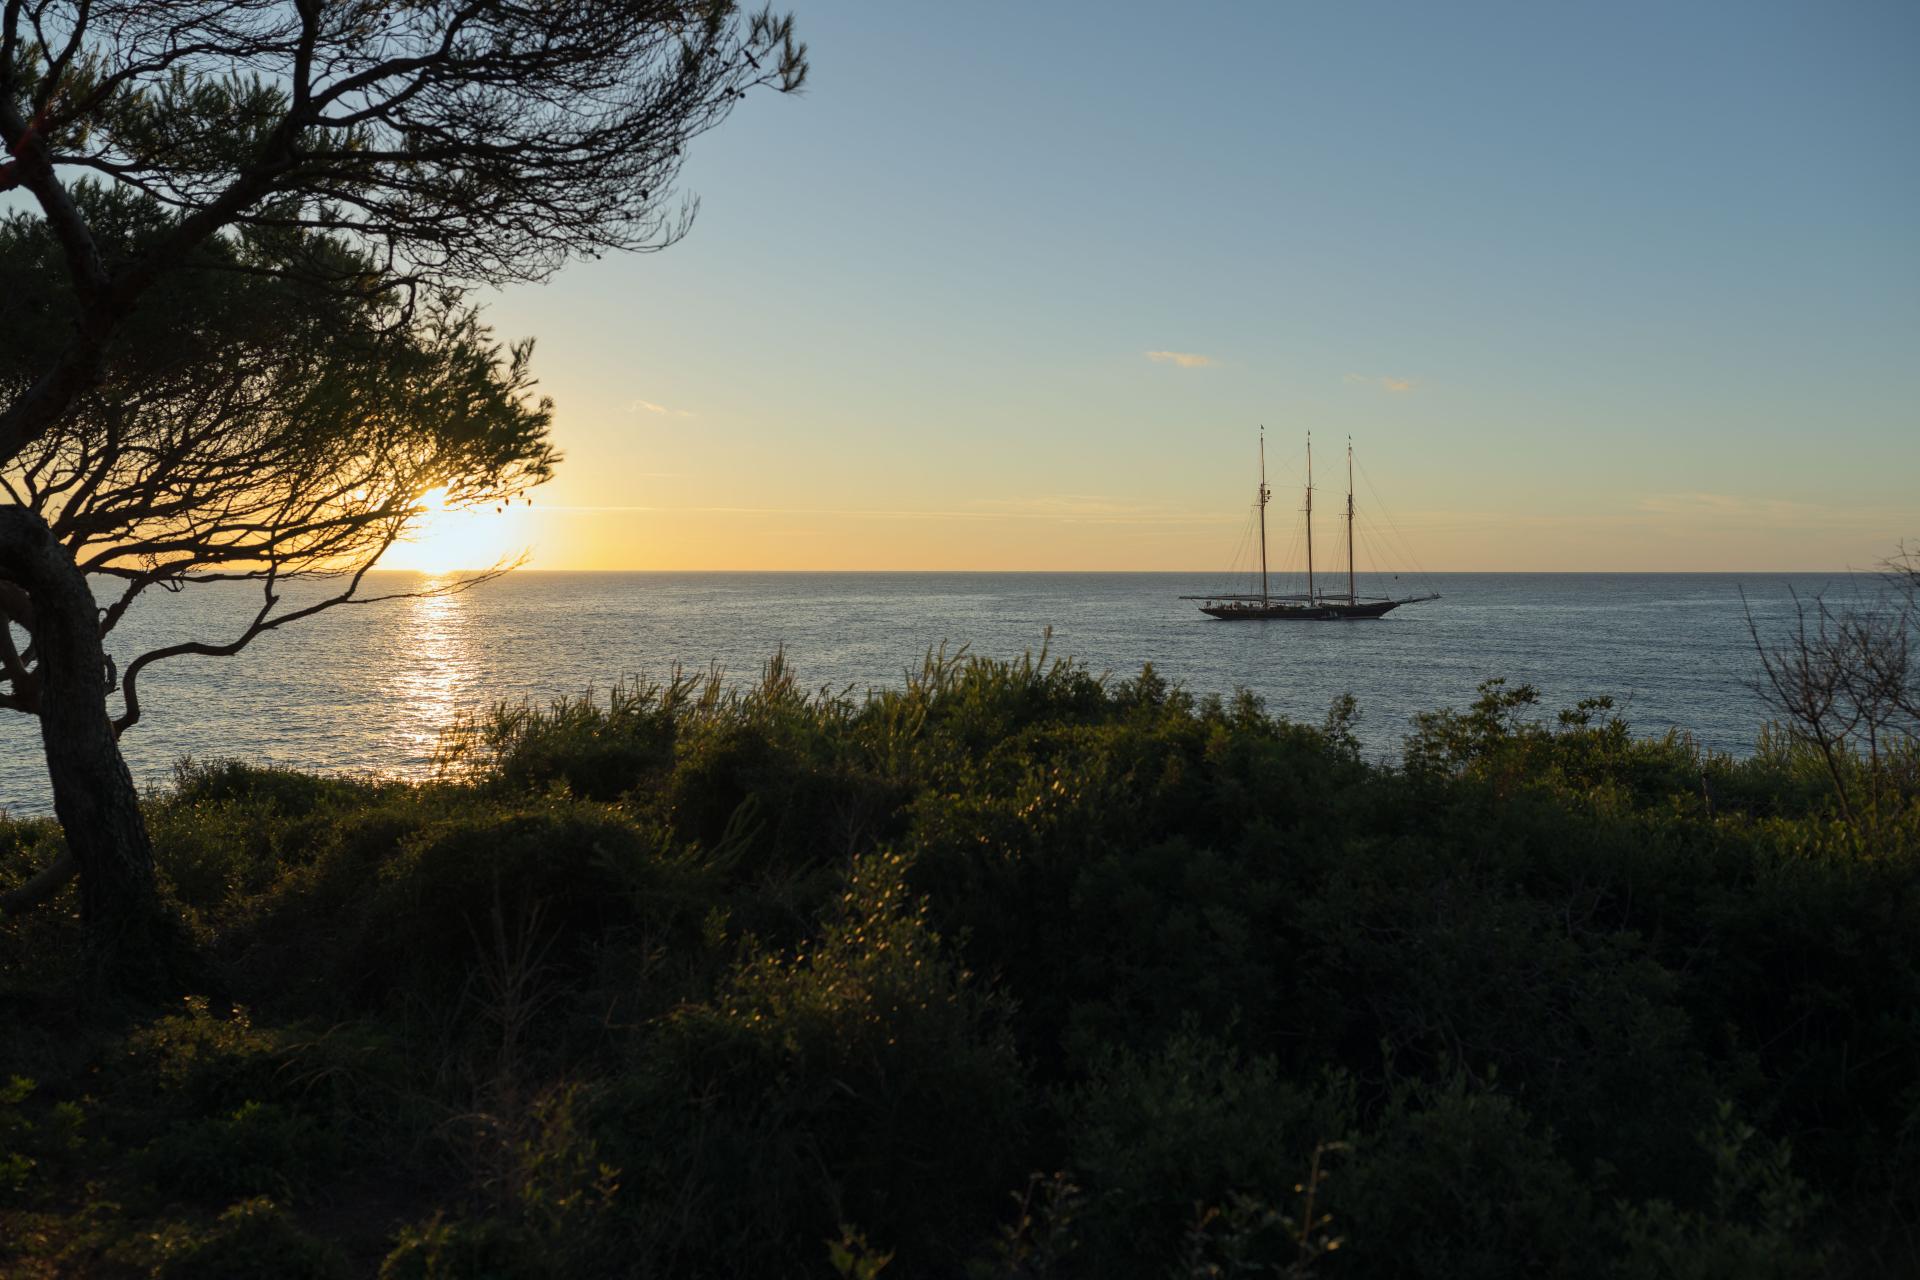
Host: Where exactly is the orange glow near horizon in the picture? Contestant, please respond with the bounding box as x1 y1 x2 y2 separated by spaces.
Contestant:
487 498 1904 575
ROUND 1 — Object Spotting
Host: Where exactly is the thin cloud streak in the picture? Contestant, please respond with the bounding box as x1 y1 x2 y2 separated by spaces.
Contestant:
1344 373 1416 393
1145 350 1217 369
1382 496 1907 536
629 398 696 417
534 500 1241 526
970 495 1190 521
1635 492 1901 529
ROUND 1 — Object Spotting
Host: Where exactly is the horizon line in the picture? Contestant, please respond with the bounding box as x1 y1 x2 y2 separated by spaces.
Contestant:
367 566 1881 576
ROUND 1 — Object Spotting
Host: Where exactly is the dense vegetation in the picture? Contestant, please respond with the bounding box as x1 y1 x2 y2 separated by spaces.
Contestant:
3 647 1917 1278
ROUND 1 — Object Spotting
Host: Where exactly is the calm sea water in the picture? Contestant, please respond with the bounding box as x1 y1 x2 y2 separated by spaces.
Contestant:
0 571 1878 815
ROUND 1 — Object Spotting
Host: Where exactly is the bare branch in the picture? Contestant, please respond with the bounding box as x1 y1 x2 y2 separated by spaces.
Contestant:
1745 569 1920 832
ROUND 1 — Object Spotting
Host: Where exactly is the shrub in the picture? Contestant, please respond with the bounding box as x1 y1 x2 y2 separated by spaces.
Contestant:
381 1215 550 1280
590 851 1027 1274
350 805 648 1007
92 995 420 1210
1610 1103 1826 1280
155 1197 348 1280
0 1075 84 1206
148 762 395 924
136 1100 341 1203
439 679 689 802
1067 1032 1353 1278
1326 1078 1601 1280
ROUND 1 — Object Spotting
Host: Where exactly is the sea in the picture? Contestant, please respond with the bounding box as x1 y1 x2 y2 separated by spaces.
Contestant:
0 571 1882 815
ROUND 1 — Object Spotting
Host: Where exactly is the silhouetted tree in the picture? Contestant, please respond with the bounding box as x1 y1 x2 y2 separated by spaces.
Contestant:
1747 545 1920 832
0 193 557 920
0 0 805 961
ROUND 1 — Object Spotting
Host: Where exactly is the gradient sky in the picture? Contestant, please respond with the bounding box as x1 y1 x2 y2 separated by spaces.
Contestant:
445 0 1917 572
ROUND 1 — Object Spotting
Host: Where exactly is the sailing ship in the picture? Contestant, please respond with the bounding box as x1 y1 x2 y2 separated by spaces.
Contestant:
1184 432 1440 621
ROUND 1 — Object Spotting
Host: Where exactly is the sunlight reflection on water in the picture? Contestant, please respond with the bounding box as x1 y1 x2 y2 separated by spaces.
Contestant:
379 586 473 765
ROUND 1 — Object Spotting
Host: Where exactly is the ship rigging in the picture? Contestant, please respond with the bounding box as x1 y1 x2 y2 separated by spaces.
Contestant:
1183 431 1440 621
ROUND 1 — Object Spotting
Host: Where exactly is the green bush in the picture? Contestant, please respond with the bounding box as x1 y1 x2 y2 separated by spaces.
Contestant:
87 995 422 1221
349 804 654 1012
1067 1032 1353 1278
136 1100 341 1203
0 1075 84 1206
442 681 684 803
1609 1103 1826 1280
155 1197 348 1280
1325 1078 1601 1280
589 850 1027 1274
381 1215 551 1280
149 762 395 924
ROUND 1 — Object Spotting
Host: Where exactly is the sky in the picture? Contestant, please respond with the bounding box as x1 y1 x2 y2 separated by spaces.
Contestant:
405 0 1918 572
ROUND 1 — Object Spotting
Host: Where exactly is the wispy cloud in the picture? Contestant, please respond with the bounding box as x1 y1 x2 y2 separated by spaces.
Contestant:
968 495 1218 525
1344 373 1417 393
1640 493 1771 518
1145 350 1217 369
629 398 696 417
1636 492 1854 526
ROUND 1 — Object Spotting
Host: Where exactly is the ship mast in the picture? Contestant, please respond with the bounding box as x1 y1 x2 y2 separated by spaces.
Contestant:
1257 428 1270 608
1346 437 1356 606
1304 433 1315 603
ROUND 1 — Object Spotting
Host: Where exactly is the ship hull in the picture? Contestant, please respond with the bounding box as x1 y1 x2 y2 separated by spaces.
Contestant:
1200 599 1403 621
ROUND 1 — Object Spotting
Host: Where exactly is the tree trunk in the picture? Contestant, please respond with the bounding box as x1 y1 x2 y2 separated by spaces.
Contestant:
0 506 159 951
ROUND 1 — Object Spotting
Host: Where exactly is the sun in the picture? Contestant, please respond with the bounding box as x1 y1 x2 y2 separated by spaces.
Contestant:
380 487 530 574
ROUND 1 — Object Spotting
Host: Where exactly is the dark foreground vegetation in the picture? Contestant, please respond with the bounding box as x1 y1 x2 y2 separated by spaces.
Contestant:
3 650 1918 1278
